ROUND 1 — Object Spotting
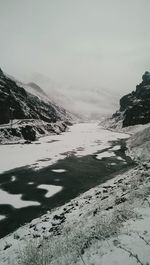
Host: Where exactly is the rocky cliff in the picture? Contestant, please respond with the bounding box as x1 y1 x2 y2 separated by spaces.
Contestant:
112 71 150 127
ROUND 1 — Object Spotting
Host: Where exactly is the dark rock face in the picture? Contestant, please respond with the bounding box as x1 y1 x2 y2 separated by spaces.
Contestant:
116 72 150 127
0 98 10 124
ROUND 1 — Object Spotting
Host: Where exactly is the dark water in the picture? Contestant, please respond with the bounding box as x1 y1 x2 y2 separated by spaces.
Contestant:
0 139 135 238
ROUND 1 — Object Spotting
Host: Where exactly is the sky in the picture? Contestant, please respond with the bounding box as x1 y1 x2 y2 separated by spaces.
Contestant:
0 0 150 119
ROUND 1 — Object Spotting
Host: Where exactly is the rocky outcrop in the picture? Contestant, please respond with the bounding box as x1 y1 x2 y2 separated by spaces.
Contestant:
0 120 68 143
113 72 150 127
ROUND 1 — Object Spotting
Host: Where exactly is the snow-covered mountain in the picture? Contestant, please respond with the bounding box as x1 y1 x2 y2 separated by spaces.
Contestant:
0 68 74 143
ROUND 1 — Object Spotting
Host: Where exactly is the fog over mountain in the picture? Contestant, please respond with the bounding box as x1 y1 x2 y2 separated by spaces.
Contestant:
28 73 119 119
0 0 150 119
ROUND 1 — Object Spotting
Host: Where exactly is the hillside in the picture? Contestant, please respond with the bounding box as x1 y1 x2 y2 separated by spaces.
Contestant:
0 69 73 143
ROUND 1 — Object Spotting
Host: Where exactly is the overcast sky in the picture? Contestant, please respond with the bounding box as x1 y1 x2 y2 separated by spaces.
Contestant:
0 0 150 118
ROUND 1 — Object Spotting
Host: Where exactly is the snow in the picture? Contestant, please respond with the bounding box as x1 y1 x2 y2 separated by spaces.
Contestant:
11 176 16 182
111 145 121 151
52 169 66 173
0 123 128 174
0 189 40 209
116 156 125 161
96 151 116 160
93 205 150 265
127 125 150 163
96 145 123 160
0 215 5 221
37 184 63 198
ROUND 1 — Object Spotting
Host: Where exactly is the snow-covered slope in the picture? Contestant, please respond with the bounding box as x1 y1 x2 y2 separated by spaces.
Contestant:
0 68 74 143
127 125 150 163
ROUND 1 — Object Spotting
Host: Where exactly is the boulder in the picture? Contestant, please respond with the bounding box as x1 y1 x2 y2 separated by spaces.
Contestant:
21 126 36 141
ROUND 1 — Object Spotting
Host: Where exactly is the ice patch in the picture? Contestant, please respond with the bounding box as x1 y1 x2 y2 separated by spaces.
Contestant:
96 151 116 160
11 176 16 182
55 179 61 182
116 156 125 161
38 184 63 198
0 215 6 221
52 169 66 173
111 145 120 151
0 189 40 209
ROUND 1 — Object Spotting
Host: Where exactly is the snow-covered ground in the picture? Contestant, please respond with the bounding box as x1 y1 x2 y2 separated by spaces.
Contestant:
0 122 150 265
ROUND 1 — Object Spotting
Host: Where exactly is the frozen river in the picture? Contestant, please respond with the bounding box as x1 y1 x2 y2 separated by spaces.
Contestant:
0 123 134 238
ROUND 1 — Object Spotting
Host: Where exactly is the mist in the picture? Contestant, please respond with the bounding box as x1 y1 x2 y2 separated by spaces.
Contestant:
0 0 150 119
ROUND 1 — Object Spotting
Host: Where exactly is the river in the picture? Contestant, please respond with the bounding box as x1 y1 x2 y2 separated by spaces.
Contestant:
0 123 134 238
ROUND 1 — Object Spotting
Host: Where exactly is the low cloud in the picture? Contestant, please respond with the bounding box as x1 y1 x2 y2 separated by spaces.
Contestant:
29 73 119 120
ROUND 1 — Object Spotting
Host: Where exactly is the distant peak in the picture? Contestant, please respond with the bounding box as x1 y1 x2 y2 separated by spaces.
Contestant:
142 71 150 84
144 71 150 75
